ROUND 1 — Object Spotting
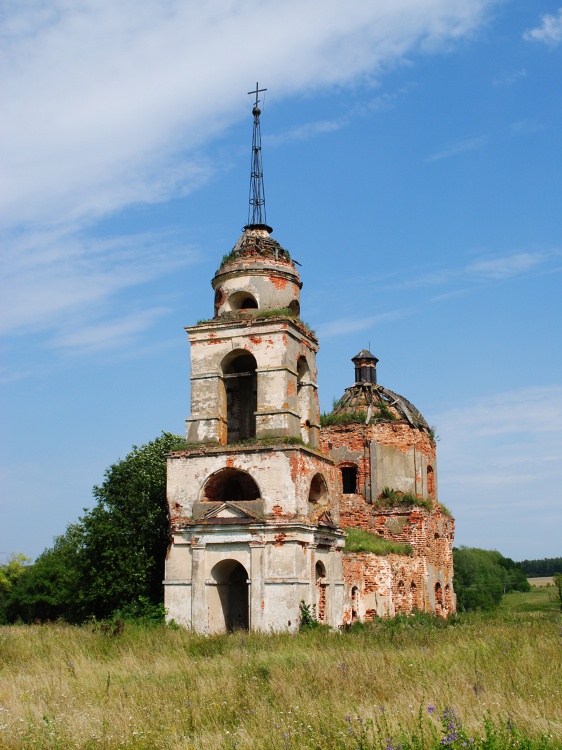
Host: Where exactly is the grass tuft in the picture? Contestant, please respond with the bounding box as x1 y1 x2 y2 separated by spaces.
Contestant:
344 527 413 555
377 486 434 511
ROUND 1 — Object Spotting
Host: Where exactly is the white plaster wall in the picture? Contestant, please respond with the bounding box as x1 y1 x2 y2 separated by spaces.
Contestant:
167 449 336 518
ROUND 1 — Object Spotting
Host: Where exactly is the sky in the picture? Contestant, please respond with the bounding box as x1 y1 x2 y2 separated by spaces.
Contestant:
1 0 561 563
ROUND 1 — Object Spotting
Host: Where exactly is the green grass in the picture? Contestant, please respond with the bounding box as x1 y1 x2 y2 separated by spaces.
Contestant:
0 611 560 748
344 527 413 555
320 410 368 426
499 584 560 614
376 486 434 512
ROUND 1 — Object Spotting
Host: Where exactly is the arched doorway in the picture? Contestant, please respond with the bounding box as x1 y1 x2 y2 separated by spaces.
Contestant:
210 560 249 632
221 351 258 444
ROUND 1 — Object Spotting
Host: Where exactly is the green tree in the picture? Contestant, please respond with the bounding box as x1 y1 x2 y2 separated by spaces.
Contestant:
453 547 530 612
0 553 32 623
6 432 181 623
554 572 562 612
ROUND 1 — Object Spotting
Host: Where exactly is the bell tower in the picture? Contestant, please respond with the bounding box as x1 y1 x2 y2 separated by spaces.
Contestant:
164 86 344 633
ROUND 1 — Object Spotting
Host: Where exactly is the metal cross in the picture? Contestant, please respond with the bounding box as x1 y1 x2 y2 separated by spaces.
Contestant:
248 82 267 109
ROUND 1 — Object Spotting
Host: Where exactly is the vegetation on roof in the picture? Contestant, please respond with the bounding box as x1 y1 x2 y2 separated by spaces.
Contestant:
343 527 412 556
376 486 433 512
320 410 368 427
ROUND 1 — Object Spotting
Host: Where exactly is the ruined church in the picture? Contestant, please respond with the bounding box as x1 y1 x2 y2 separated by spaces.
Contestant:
164 87 455 632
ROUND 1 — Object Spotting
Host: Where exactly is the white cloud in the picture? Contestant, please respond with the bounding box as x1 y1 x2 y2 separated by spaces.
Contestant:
0 0 500 357
424 134 490 163
523 8 562 46
1 0 499 232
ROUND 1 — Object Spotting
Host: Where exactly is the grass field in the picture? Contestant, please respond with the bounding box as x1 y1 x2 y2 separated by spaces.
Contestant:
500 584 560 614
1 605 561 750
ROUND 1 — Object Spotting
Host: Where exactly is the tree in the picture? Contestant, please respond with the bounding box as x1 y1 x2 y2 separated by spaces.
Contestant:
0 553 32 623
6 432 182 623
554 572 562 612
453 547 530 612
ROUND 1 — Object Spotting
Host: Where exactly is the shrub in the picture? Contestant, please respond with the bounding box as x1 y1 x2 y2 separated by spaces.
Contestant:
376 486 433 511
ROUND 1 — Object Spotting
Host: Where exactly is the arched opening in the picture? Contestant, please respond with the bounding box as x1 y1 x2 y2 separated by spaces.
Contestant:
210 560 249 632
222 350 257 443
444 583 451 612
410 581 418 611
297 356 312 444
435 582 443 614
308 474 328 506
201 468 261 503
427 465 435 498
340 463 358 494
289 300 300 316
315 561 327 622
351 586 359 623
228 291 258 311
396 580 406 614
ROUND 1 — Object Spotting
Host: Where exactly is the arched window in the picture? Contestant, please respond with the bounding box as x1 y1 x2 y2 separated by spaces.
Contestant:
297 356 312 444
315 561 327 622
435 582 443 613
308 474 328 505
289 300 300 316
228 291 258 310
222 350 257 443
427 465 435 498
202 468 261 503
410 581 418 611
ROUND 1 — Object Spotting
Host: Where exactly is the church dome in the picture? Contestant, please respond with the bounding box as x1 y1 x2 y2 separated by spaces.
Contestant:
212 225 302 318
330 350 430 431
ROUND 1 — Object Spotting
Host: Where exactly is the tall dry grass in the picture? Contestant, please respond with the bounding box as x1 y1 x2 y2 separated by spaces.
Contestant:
0 611 560 749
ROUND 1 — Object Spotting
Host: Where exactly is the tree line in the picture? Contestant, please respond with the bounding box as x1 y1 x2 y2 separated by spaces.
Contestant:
518 557 562 577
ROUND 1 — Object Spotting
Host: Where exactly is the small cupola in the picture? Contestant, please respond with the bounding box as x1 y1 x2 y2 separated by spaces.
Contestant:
352 350 379 384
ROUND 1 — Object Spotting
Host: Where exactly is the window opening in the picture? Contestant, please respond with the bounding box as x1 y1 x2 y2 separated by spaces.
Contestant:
341 466 358 494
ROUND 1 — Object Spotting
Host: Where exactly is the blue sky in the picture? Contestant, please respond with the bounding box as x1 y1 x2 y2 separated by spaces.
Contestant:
1 0 561 562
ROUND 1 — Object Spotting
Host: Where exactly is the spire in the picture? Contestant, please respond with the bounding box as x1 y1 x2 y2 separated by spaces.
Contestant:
245 83 272 233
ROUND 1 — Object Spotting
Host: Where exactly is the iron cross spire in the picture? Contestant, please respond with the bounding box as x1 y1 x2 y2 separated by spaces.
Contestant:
245 83 271 232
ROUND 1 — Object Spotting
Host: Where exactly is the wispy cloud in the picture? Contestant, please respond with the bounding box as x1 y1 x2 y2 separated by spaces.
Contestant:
315 249 561 340
434 385 562 556
49 308 170 354
492 69 526 86
318 308 411 339
394 250 559 290
523 8 562 46
0 228 197 345
424 134 490 163
266 118 348 147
